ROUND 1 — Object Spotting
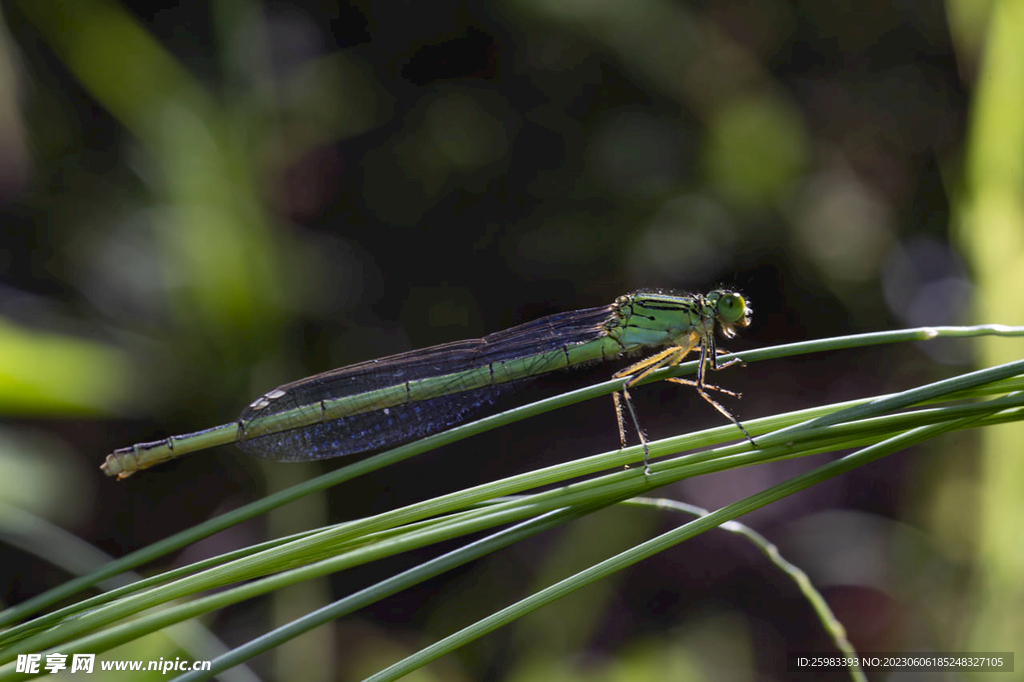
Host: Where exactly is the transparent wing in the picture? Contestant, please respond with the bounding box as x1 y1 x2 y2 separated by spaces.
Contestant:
236 304 615 461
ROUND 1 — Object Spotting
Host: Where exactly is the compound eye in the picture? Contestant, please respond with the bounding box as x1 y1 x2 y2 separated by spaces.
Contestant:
716 292 747 323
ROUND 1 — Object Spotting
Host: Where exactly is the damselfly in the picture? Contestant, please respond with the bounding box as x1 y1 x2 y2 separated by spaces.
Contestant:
101 290 752 478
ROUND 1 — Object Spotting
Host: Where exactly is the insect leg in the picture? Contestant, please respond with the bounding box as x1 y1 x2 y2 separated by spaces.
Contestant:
613 344 694 474
688 341 755 444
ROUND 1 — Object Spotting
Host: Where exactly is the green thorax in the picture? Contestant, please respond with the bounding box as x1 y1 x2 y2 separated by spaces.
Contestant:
609 290 751 351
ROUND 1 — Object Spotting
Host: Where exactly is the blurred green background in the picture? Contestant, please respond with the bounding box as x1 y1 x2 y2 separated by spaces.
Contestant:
1 0 1022 680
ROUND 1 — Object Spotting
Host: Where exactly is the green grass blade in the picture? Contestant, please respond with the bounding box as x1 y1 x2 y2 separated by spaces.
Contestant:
625 497 865 682
363 416 983 682
3 388 1022 666
4 323 1021 628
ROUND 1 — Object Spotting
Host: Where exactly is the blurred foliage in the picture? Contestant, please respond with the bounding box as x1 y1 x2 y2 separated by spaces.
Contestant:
0 0 1020 680
954 0 1024 660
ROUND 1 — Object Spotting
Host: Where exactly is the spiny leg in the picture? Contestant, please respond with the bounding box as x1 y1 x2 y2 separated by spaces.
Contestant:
613 344 694 474
711 350 745 371
611 339 754 473
667 376 753 442
714 356 745 371
614 386 652 474
664 376 742 399
611 348 683 452
692 343 755 445
612 390 631 450
614 344 692 384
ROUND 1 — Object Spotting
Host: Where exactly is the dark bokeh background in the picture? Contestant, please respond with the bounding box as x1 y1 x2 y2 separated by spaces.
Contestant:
1 1 1022 680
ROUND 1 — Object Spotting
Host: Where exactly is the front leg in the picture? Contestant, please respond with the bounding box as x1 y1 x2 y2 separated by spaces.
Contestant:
666 376 754 443
687 342 755 444
711 346 745 371
663 376 742 398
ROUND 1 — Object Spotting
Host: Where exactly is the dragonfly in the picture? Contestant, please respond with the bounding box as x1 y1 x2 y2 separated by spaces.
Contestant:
101 289 753 479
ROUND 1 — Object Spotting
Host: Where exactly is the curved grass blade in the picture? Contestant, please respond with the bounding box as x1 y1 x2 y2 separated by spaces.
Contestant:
2 324 1021 633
